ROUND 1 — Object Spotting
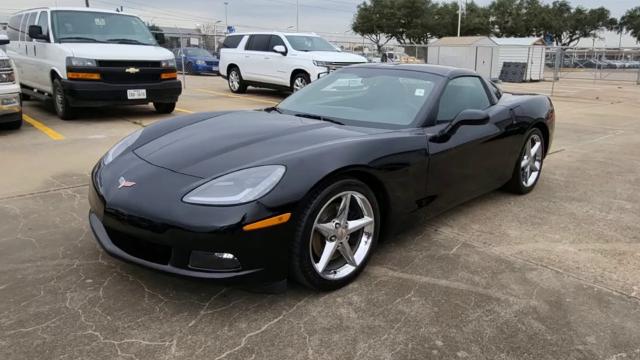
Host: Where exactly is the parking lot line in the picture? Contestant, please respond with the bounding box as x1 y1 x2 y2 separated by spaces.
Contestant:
175 107 194 114
194 88 279 105
22 114 65 141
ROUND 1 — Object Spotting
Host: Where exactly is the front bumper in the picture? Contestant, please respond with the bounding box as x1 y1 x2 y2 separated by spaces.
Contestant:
88 155 292 282
192 63 219 74
0 92 21 123
61 79 182 107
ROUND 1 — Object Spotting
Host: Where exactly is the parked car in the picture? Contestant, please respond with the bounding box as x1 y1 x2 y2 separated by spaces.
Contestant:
0 34 22 130
6 7 181 120
173 47 219 75
89 64 555 291
218 32 367 93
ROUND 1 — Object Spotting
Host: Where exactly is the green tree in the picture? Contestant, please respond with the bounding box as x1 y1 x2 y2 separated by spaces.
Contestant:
432 1 491 38
352 0 395 53
620 7 640 42
489 0 548 37
542 1 616 46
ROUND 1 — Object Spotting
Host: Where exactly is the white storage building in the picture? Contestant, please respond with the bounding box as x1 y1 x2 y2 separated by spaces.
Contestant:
426 36 546 82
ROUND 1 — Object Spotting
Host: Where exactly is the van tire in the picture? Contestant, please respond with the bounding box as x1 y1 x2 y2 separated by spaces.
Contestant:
153 102 176 114
21 93 31 101
52 78 75 120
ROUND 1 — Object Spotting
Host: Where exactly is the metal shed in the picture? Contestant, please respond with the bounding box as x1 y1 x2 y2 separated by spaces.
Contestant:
427 36 499 80
491 37 546 81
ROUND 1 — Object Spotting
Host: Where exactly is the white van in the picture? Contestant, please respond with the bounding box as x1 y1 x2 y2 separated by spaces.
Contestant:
219 32 367 93
6 7 181 120
0 35 22 129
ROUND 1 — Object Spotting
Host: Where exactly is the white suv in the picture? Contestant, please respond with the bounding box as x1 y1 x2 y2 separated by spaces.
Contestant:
219 32 367 93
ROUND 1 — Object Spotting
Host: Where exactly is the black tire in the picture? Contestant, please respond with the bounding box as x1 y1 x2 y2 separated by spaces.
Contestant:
505 128 545 194
153 102 176 114
290 178 381 291
0 112 23 130
291 72 311 92
227 67 247 94
21 93 31 101
52 78 75 120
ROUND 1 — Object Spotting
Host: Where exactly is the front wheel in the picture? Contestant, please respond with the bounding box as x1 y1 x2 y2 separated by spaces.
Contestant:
52 78 75 120
227 67 247 94
291 72 310 92
505 128 545 194
153 102 176 114
290 179 380 291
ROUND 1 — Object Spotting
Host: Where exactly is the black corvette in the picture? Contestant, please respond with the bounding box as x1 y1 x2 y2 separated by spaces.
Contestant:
89 64 554 291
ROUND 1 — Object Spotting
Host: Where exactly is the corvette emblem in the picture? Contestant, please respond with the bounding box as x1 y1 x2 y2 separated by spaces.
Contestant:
118 177 136 189
125 67 140 74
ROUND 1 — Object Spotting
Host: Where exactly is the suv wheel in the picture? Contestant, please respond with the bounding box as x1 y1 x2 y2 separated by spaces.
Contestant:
153 102 176 114
228 67 247 94
52 78 75 120
291 72 310 92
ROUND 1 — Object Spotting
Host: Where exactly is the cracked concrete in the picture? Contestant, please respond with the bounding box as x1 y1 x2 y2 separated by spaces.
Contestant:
1 76 640 359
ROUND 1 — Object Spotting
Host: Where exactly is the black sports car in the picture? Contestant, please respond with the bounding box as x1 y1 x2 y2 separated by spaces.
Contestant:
89 64 554 291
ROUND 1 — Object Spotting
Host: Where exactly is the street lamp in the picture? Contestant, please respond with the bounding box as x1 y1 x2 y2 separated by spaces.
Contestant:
213 20 222 53
296 0 300 32
224 2 229 33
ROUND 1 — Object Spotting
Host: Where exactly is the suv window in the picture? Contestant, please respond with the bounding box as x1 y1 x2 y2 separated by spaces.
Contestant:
221 35 243 49
7 14 22 41
437 76 491 122
36 11 49 40
268 35 285 52
245 34 270 52
24 12 37 41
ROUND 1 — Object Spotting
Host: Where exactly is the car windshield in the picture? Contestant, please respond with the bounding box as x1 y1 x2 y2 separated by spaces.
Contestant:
277 68 442 129
51 11 156 45
184 48 213 57
285 35 337 52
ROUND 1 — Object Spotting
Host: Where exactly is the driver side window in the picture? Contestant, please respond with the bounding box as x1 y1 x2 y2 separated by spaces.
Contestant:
437 76 491 123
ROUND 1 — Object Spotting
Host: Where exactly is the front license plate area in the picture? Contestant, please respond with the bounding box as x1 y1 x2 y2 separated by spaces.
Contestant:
127 89 147 100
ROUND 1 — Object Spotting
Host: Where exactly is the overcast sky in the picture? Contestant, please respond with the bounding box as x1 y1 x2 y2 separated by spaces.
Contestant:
1 0 638 45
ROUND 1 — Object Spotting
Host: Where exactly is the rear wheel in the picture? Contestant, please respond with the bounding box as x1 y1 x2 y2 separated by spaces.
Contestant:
153 102 176 114
290 178 380 291
52 78 75 120
291 72 310 92
505 128 545 194
227 67 247 94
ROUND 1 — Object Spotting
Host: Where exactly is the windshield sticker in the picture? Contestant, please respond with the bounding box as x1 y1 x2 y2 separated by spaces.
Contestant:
415 89 425 96
94 18 106 26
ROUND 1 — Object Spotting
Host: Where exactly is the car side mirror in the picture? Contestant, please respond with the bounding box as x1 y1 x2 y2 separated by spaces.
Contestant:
273 45 286 55
0 34 9 45
154 32 166 45
28 25 48 41
436 109 489 142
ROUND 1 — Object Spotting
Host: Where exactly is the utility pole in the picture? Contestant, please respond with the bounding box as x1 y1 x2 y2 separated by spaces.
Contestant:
224 2 229 33
296 0 300 32
457 0 462 37
85 0 90 7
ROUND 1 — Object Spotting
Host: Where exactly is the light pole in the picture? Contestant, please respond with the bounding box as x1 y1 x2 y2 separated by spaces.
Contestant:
213 20 222 53
224 2 229 33
457 0 462 37
296 0 300 32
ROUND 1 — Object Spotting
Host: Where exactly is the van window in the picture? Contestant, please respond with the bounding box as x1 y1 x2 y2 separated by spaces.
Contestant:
7 14 22 41
221 35 242 49
245 35 270 52
36 11 49 40
24 12 37 41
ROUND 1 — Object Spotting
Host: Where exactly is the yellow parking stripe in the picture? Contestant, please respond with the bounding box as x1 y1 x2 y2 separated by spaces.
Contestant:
22 114 65 141
175 107 194 114
194 88 279 105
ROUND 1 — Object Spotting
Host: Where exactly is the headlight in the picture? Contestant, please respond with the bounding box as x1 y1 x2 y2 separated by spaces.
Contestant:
102 129 143 166
0 59 15 83
66 57 97 67
183 165 286 205
161 58 176 68
313 60 331 67
196 59 206 65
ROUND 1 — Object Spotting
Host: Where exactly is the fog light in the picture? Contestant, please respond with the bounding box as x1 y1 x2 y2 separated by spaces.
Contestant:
189 250 240 271
0 95 19 106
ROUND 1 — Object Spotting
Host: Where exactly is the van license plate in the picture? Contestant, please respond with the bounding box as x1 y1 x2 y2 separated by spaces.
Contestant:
127 89 146 100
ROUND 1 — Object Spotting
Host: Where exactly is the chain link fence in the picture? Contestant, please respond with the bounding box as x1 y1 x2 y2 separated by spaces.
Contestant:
545 47 640 84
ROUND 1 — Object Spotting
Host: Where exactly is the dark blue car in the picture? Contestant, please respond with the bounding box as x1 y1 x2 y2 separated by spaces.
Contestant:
173 47 219 75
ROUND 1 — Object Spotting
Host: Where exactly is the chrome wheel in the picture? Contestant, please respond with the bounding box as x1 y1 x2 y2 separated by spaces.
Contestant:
293 76 307 92
309 191 375 280
229 70 240 91
520 133 543 187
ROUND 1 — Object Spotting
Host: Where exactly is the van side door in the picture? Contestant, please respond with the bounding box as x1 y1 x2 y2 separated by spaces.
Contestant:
19 11 38 88
33 10 53 92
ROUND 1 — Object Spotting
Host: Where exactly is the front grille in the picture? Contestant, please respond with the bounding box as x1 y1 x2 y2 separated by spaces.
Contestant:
101 72 161 84
326 61 364 70
107 228 172 265
97 60 162 68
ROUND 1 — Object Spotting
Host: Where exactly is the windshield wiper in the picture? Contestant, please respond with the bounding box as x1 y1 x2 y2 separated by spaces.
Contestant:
106 38 150 45
264 106 282 114
58 36 104 43
294 113 344 125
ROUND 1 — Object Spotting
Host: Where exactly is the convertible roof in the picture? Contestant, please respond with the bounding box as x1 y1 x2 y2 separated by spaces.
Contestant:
351 63 478 78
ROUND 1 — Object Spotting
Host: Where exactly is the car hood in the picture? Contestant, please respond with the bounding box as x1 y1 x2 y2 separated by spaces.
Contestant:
308 51 367 63
63 43 173 61
134 111 386 179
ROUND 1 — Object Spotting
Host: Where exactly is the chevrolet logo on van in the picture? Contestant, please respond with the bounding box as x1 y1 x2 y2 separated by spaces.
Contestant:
125 67 140 74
